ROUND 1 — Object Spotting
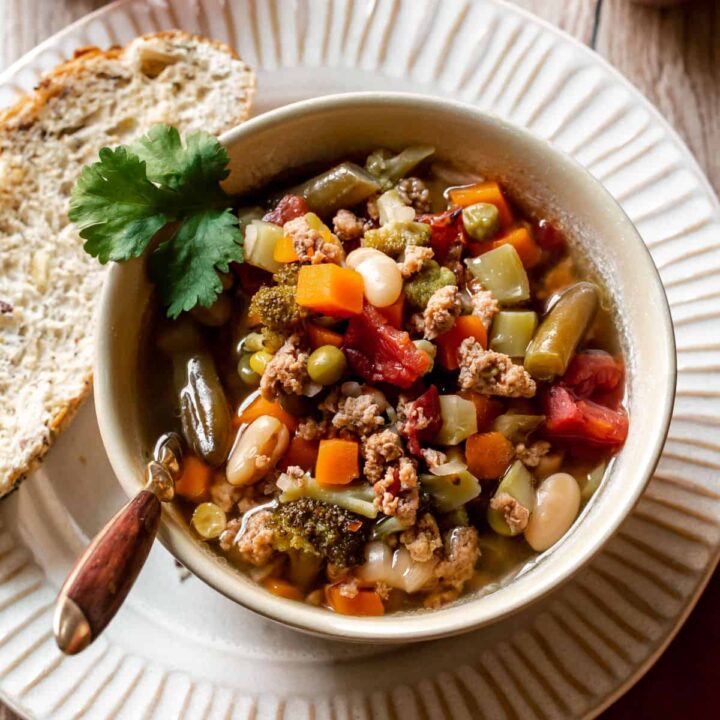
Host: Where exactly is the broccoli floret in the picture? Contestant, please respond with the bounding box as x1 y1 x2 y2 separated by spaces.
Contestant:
261 327 286 353
270 497 370 567
363 222 431 258
272 263 300 286
248 284 306 332
404 260 457 309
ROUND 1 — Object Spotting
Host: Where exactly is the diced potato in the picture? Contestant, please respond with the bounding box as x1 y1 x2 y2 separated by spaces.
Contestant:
489 311 538 357
465 244 529 304
435 394 478 445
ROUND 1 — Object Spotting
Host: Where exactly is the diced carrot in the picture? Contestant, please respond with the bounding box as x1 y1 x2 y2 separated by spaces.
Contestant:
465 432 514 480
272 234 300 263
175 455 212 502
377 291 405 329
296 264 364 318
436 315 488 371
448 181 514 228
326 585 385 616
492 226 541 268
278 436 319 473
458 391 504 431
306 322 343 349
315 438 360 486
262 577 304 601
235 395 298 432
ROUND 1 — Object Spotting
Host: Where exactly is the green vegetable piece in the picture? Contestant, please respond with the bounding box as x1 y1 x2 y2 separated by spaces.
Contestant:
237 355 260 386
365 145 435 190
191 502 227 540
436 395 478 445
487 461 536 536
248 284 306 332
289 162 380 217
244 220 284 273
465 244 529 305
492 414 545 444
420 471 481 513
270 497 370 567
404 260 457 309
462 203 500 242
272 263 300 286
307 345 347 385
371 515 407 540
69 125 244 318
524 282 600 380
376 189 411 225
363 221 431 258
489 311 539 357
261 327 287 353
179 353 232 467
581 461 606 503
279 474 378 518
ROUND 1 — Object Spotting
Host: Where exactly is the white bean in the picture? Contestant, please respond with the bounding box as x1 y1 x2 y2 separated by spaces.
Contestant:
355 255 403 308
524 472 581 552
226 415 289 486
346 247 382 269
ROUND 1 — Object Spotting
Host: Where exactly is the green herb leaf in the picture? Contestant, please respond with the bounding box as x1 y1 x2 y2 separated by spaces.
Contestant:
150 209 243 319
69 146 176 263
70 124 244 317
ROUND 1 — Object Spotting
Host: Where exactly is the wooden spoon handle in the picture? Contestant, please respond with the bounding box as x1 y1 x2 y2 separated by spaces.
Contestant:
53 489 161 654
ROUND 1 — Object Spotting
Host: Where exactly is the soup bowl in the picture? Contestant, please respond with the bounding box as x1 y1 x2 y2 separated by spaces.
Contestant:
94 93 675 643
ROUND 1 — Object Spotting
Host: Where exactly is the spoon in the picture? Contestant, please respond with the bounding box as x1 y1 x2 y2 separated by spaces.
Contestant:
53 433 183 654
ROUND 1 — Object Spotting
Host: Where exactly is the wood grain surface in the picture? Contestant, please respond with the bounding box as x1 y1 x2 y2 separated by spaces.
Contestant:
0 1 717 718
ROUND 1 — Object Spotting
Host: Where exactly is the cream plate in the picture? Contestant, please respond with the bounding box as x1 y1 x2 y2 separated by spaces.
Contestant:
0 1 718 718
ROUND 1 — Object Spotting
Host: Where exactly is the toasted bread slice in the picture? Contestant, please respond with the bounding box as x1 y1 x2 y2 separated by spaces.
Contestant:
0 31 255 496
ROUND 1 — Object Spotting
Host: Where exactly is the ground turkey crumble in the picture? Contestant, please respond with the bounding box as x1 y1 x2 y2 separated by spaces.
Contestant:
424 526 480 607
374 456 419 525
361 429 404 483
516 440 551 467
398 245 434 278
423 285 461 340
400 513 442 562
457 338 536 398
332 208 368 242
332 393 386 436
490 492 530 534
420 447 447 470
283 215 343 264
220 509 276 566
260 333 309 400
467 279 500 329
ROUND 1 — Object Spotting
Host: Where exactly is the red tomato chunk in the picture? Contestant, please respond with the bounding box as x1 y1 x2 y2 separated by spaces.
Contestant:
417 207 464 263
342 304 431 388
561 351 624 399
543 385 629 447
399 386 442 455
262 194 309 225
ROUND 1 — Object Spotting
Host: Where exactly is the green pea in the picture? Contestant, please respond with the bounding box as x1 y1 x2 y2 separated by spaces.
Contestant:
249 350 274 375
237 354 260 386
462 202 500 242
307 345 347 385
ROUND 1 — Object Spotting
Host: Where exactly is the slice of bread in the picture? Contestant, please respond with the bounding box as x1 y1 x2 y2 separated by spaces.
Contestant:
0 31 255 496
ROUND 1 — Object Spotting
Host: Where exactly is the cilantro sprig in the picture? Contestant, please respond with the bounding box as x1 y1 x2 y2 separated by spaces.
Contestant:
69 124 244 318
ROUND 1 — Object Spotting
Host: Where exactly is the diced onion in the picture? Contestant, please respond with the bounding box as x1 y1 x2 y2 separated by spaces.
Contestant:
430 458 468 476
358 542 436 593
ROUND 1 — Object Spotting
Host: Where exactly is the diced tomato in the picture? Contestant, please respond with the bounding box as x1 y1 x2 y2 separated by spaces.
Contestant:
543 385 628 447
562 351 624 399
342 304 431 388
262 194 309 225
417 207 464 263
534 218 566 252
398 386 443 455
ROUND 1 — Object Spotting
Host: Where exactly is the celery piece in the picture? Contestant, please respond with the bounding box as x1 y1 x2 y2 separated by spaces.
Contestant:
420 471 481 512
371 515 407 540
524 282 600 380
279 475 378 518
465 244 530 304
436 395 478 445
365 146 435 190
492 413 545 444
244 220 284 273
487 461 536 536
489 310 538 357
290 162 380 217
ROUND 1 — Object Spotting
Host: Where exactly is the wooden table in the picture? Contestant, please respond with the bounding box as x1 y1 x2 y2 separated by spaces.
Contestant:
0 1 717 718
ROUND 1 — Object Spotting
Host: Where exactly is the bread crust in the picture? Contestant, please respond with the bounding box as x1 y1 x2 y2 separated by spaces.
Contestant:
0 30 255 496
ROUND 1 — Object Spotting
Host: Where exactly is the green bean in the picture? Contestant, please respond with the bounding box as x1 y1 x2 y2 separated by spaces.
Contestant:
487 461 536 536
492 414 545 444
489 310 538 357
365 145 435 190
289 162 380 217
180 353 232 467
462 203 500 242
420 471 481 513
524 282 599 380
465 244 529 304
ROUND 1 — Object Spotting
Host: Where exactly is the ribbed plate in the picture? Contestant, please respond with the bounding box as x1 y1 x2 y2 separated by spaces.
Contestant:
1 1 718 718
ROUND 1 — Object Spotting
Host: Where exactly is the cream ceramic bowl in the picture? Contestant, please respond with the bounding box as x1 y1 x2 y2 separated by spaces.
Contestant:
95 93 675 643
